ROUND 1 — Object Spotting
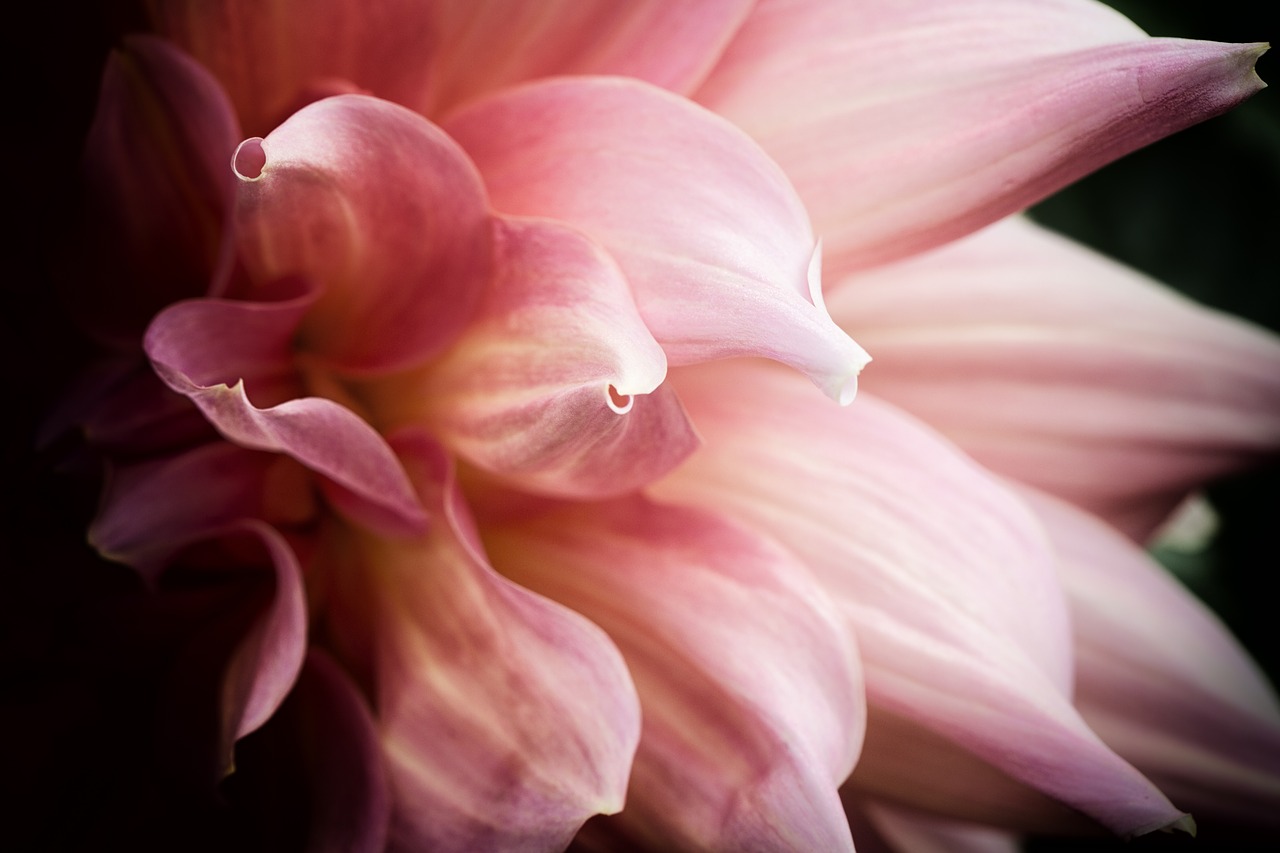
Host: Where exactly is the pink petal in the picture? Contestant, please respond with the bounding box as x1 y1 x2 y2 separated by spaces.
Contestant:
144 296 428 537
147 0 751 133
231 94 493 374
1020 486 1280 831
486 495 862 852
845 798 1021 853
697 0 1266 277
320 433 640 852
444 77 870 404
368 218 697 498
421 0 755 115
72 34 238 345
828 216 1280 540
653 361 1189 836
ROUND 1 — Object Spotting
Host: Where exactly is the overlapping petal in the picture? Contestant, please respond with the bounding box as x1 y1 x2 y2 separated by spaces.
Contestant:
230 94 493 373
368 217 697 498
72 34 239 345
1020 486 1280 831
320 434 640 852
653 361 1189 836
697 0 1267 277
828 216 1280 540
444 76 870 403
145 0 753 133
487 495 862 852
144 294 427 537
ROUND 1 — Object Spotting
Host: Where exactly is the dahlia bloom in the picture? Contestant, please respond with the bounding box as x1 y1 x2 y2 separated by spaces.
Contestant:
29 0 1280 850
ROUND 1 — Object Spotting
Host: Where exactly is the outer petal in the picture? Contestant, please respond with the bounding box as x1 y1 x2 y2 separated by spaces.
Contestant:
145 0 752 133
1020 486 1280 832
231 94 493 374
368 218 697 498
320 433 640 853
486 496 862 852
696 0 1266 277
444 77 870 404
653 361 1189 836
72 35 238 345
828 216 1280 540
144 295 428 537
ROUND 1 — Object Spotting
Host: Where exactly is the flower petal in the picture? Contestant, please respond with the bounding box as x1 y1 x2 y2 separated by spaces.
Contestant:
444 76 870 404
72 34 238 345
487 495 862 852
145 0 752 132
1020 485 1280 832
231 94 493 374
844 797 1021 853
696 0 1266 277
828 216 1280 540
320 433 640 852
369 218 697 498
144 295 428 537
653 361 1189 836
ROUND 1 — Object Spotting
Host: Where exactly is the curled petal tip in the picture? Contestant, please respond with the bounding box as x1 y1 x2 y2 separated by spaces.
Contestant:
233 137 267 181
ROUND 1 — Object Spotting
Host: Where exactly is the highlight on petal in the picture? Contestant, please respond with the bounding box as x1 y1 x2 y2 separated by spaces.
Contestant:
144 296 427 537
697 0 1267 277
319 433 640 852
486 495 863 852
1020 486 1280 832
652 360 1189 836
72 34 239 345
231 94 493 374
444 76 870 404
827 216 1280 541
367 217 698 498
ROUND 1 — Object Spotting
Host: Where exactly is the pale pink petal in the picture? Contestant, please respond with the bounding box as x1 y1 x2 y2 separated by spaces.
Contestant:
145 297 427 537
444 77 870 404
423 0 754 115
486 495 862 852
320 433 640 852
653 361 1189 836
697 0 1266 277
72 34 238 345
1020 486 1280 831
828 216 1280 540
231 94 493 374
283 650 392 853
368 218 697 498
146 0 751 133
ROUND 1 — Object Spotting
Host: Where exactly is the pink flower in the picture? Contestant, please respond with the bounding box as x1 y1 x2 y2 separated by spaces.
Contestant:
43 1 1280 850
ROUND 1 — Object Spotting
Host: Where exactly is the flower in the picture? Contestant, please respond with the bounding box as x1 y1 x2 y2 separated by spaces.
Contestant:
17 1 1280 850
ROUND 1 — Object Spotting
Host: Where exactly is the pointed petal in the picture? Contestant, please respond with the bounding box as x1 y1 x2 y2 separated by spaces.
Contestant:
369 218 697 498
697 0 1266 276
487 496 862 852
72 34 238 345
422 0 754 115
444 77 870 403
320 433 640 853
653 361 1188 836
1020 486 1280 831
144 296 428 537
231 94 493 374
828 216 1280 540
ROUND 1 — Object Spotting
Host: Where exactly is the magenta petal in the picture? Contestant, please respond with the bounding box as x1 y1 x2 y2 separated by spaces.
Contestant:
372 217 698 497
488 496 863 852
233 94 493 374
321 433 640 852
654 361 1189 836
1021 486 1280 831
72 34 239 345
829 216 1280 540
698 0 1266 277
445 77 870 403
145 297 427 537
